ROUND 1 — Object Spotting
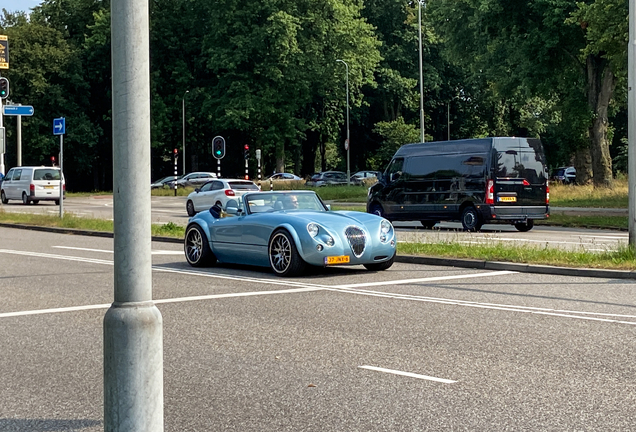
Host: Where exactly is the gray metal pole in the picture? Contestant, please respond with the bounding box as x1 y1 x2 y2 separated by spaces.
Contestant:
182 90 188 175
418 1 425 143
59 133 63 218
17 112 21 166
0 97 4 175
104 0 163 430
629 0 636 247
336 59 350 184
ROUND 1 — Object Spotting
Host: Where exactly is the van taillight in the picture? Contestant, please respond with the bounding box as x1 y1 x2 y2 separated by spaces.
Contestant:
523 179 530 186
30 183 35 196
485 180 494 204
546 182 550 204
225 189 235 196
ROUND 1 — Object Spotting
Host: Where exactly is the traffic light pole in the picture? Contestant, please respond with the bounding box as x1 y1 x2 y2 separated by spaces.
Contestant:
217 158 221 178
0 97 4 176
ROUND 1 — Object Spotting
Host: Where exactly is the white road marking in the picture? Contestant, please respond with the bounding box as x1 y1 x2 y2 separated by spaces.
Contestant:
2 248 636 326
578 235 628 240
358 365 456 384
335 271 517 289
52 246 182 255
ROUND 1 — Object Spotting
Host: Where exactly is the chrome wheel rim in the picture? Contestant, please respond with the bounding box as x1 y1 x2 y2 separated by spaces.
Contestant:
269 233 291 273
464 211 476 228
185 228 203 263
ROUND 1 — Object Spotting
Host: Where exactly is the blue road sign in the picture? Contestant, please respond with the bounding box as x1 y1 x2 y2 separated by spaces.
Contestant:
3 105 34 116
53 117 65 135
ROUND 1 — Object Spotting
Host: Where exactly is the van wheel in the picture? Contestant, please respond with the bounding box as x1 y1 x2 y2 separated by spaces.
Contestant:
369 204 386 219
461 206 483 231
22 193 30 205
32 200 39 205
420 221 438 229
1 191 7 204
54 200 60 205
186 200 196 217
514 220 534 232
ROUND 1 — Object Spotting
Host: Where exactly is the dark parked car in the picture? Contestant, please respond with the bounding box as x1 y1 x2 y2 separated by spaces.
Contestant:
305 171 349 187
551 166 576 184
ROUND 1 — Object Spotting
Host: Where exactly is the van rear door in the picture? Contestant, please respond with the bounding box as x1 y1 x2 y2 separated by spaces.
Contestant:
493 138 547 207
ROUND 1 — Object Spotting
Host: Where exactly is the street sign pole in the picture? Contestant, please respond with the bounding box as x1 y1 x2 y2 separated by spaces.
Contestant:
59 133 63 218
0 97 4 175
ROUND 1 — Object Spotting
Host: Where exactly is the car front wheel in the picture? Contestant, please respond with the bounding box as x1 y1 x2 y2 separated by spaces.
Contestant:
369 203 386 219
268 229 306 277
184 224 216 267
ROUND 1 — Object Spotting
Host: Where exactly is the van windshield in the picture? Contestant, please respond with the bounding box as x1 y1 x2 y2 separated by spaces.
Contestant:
495 151 546 184
33 169 61 181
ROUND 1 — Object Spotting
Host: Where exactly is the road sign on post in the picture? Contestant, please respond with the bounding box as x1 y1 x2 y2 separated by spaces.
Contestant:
53 117 65 135
3 105 34 116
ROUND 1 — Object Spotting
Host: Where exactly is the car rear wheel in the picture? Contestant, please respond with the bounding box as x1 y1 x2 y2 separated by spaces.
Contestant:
269 229 306 277
461 206 483 231
514 220 534 232
22 192 29 205
420 220 438 229
1 191 7 204
186 200 196 217
184 224 216 267
363 253 395 271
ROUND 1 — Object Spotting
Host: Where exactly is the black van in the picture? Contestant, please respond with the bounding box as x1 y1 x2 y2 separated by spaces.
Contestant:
367 137 549 231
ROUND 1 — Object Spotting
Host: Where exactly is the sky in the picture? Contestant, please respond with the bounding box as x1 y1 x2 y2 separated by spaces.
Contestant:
0 0 42 13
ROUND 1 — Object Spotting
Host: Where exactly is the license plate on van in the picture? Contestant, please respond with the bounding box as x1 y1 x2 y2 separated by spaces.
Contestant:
44 185 54 189
498 196 516 202
325 255 350 265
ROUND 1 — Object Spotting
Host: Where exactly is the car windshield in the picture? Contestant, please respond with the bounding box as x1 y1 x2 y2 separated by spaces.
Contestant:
33 169 61 181
245 192 326 213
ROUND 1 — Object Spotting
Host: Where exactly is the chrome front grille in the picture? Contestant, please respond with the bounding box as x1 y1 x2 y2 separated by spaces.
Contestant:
345 226 366 258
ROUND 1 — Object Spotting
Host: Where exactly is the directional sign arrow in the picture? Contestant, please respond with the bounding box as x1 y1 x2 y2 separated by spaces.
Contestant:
53 117 65 135
3 105 34 116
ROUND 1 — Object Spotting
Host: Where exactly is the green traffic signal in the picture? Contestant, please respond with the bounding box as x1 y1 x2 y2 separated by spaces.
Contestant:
0 77 8 99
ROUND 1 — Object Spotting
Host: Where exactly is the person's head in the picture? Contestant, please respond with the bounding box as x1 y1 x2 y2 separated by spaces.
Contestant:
283 195 299 209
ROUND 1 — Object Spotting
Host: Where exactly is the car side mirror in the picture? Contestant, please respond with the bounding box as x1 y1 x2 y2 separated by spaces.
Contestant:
390 172 401 182
195 188 200 193
326 204 331 211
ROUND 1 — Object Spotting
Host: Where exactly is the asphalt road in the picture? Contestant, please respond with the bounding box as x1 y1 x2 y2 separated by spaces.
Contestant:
0 196 628 252
2 227 636 431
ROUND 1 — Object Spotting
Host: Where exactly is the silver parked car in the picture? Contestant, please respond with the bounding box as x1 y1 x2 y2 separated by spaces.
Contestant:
169 172 217 188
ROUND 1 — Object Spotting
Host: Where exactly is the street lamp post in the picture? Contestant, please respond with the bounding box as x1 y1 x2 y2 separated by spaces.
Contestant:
336 59 350 184
182 90 189 175
418 0 425 143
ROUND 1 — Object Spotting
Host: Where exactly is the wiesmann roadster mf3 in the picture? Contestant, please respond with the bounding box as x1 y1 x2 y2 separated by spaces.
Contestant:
184 190 397 276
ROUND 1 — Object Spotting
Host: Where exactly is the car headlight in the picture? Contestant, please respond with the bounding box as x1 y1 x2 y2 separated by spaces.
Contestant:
325 235 334 246
307 223 319 237
381 220 391 234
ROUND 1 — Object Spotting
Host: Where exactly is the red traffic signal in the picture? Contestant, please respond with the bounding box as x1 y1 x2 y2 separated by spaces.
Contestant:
51 156 56 165
243 144 250 160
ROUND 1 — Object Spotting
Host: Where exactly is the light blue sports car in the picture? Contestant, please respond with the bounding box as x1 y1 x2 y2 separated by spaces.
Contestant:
184 190 397 276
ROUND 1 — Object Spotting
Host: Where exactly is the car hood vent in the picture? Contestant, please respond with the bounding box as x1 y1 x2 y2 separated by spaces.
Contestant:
345 226 366 258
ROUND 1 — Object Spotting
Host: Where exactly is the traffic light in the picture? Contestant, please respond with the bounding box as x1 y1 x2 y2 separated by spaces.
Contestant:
173 148 179 159
0 77 8 99
51 156 56 166
212 136 225 159
243 144 249 160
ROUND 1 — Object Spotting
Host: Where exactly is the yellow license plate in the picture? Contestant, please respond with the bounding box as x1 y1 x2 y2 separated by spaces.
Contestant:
44 185 54 189
325 255 350 265
498 196 516 202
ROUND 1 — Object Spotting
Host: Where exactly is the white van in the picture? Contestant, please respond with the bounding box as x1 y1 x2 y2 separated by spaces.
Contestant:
1 166 65 205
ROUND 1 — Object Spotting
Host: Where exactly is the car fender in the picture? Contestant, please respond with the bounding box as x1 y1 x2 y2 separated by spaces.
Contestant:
270 222 309 261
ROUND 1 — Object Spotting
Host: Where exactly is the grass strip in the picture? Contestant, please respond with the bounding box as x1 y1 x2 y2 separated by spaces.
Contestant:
398 242 636 271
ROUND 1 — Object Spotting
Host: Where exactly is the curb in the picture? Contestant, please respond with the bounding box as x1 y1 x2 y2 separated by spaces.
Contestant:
1 222 634 280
